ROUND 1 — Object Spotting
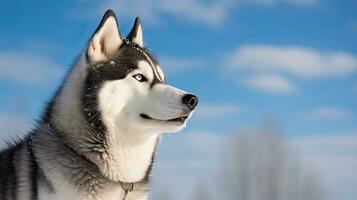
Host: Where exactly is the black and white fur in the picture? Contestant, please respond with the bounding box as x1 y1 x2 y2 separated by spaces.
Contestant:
0 10 198 200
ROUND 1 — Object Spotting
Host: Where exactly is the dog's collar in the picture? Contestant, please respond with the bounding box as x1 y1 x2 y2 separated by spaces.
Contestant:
121 182 134 200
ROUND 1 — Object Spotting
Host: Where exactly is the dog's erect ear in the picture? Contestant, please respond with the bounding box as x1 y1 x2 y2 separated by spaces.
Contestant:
127 17 143 47
87 10 122 63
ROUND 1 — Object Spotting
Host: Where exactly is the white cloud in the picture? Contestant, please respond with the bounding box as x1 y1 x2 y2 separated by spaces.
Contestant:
284 0 319 6
183 130 228 154
153 130 227 200
75 0 231 27
243 74 297 94
293 133 357 154
157 130 227 162
71 0 320 27
303 106 347 120
193 103 244 119
292 132 357 200
157 0 227 26
247 0 319 6
248 0 276 6
0 51 64 86
225 44 357 78
153 128 357 200
159 56 207 75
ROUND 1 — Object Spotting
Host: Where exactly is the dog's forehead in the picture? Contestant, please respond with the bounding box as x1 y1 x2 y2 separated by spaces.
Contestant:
119 44 165 82
137 60 165 86
137 60 154 79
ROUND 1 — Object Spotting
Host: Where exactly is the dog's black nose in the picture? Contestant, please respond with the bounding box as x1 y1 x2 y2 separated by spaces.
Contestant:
182 94 198 111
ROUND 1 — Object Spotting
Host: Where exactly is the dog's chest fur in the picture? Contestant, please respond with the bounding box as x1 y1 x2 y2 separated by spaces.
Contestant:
31 125 154 200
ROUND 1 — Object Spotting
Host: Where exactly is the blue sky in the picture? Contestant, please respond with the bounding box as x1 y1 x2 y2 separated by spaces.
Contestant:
0 0 357 199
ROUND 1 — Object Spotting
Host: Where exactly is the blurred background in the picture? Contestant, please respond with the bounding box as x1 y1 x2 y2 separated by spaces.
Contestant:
0 0 356 199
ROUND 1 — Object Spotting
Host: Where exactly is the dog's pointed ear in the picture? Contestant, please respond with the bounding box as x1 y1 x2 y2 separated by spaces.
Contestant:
87 10 122 63
127 17 143 47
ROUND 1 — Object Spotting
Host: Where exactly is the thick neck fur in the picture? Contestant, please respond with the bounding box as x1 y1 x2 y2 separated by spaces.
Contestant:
47 54 160 184
33 125 150 199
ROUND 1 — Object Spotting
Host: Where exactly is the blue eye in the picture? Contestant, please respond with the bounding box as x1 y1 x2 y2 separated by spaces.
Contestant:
133 74 147 82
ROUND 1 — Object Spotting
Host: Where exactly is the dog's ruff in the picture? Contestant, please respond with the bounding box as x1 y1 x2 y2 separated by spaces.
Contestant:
0 10 198 200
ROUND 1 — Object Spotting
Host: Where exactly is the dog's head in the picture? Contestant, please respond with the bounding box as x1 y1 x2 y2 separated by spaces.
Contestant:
82 10 198 135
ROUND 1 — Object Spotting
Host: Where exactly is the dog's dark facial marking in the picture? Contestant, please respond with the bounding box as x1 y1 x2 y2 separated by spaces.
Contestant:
85 40 164 88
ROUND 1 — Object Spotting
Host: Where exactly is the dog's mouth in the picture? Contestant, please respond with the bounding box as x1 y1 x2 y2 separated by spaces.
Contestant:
140 113 188 124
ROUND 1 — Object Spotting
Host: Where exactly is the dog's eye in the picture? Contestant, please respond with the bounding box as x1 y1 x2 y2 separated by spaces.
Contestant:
133 74 147 82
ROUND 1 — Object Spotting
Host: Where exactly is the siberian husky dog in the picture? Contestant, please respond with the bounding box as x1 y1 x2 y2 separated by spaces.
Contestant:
0 10 198 200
